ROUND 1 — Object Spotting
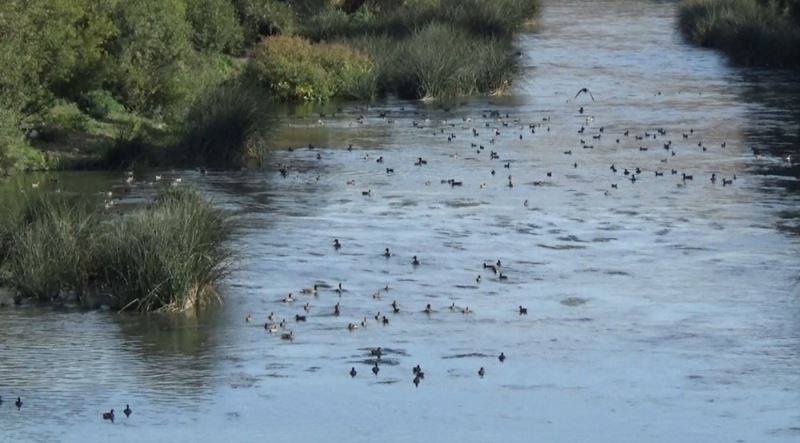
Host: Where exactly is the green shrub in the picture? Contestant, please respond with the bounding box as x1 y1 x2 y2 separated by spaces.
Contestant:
679 0 800 68
95 189 231 312
186 0 245 53
249 35 375 101
236 0 297 43
0 110 46 174
82 90 127 120
4 193 97 301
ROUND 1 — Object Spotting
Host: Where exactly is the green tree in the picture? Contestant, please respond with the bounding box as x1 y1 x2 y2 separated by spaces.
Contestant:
186 0 244 53
109 0 193 115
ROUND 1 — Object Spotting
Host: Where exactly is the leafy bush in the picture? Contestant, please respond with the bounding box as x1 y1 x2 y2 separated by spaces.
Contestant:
249 35 375 101
82 90 127 120
0 110 45 174
236 0 297 43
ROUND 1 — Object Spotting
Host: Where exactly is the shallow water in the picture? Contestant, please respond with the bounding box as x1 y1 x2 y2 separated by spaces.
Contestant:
2 1 800 441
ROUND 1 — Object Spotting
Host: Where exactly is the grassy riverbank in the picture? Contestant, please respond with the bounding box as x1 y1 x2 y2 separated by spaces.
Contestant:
678 0 800 69
0 188 232 311
0 0 539 175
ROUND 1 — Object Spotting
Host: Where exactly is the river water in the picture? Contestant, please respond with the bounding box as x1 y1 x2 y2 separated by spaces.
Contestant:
1 1 799 441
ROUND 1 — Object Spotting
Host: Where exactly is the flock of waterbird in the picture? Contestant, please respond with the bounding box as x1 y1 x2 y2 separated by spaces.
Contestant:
11 87 780 424
247 87 768 389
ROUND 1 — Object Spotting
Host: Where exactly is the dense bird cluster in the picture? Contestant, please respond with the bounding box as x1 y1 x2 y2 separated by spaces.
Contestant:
255 87 758 387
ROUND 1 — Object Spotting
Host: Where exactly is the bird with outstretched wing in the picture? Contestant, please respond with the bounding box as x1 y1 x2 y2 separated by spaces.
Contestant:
575 88 595 101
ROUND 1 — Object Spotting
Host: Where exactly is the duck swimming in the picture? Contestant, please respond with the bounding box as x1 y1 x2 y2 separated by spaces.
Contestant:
103 409 114 423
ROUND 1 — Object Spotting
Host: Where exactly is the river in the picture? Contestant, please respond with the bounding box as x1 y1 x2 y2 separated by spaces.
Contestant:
1 0 799 441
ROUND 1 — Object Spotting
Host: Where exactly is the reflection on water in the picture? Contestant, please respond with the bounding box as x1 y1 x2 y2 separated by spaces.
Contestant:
2 1 800 442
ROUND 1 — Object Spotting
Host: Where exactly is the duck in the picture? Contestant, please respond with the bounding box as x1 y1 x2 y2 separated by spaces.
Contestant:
519 306 528 315
334 303 340 316
283 293 295 303
391 301 399 313
303 302 310 312
478 367 485 378
413 365 422 376
372 363 380 376
383 248 391 258
462 306 473 314
300 284 318 295
350 367 357 378
15 397 22 409
361 317 368 327
295 314 306 322
268 312 275 322
498 272 508 280
682 173 694 181
476 275 481 283
103 409 114 423
483 263 498 274
382 316 390 325
413 375 421 387
245 314 252 323
362 189 372 196
264 323 279 333
412 256 420 266
370 347 383 357
281 331 294 341
336 282 343 295
333 239 342 249
424 304 433 314
348 323 358 331
499 352 506 363
123 404 132 419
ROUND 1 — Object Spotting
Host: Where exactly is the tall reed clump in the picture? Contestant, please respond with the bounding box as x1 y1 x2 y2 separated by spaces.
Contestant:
3 193 97 301
94 189 232 312
300 0 540 40
175 82 274 167
353 23 517 100
678 0 800 69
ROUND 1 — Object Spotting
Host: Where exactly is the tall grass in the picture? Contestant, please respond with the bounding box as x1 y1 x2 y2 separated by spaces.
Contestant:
679 0 800 69
175 82 274 167
301 0 540 40
0 188 232 311
352 23 517 100
4 193 96 301
95 189 232 312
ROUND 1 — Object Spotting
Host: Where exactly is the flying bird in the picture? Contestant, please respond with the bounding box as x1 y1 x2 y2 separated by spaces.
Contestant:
575 88 595 101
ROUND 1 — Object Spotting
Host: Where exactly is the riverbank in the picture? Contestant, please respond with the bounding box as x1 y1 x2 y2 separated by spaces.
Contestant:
0 0 540 176
678 0 800 69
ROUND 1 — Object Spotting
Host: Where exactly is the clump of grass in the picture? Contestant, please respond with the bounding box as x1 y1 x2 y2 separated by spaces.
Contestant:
174 81 273 167
0 188 232 311
678 0 800 69
352 23 517 100
4 192 97 301
248 35 376 102
300 0 540 40
94 189 232 312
